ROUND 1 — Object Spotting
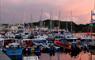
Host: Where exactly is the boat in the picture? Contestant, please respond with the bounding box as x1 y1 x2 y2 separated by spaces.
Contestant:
0 34 5 47
32 35 48 46
80 35 92 49
53 31 77 49
5 42 23 60
23 56 39 60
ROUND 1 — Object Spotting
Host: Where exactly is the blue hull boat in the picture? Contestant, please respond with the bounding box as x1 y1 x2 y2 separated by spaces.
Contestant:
6 48 23 60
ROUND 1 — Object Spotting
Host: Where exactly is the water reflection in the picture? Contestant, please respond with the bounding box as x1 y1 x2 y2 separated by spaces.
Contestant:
40 52 95 60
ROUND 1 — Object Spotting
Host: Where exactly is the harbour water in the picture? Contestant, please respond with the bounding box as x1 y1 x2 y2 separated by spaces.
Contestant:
1 51 95 60
39 53 95 60
0 33 95 60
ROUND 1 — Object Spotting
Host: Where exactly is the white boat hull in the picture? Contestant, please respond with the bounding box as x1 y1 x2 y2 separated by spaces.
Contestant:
23 56 39 60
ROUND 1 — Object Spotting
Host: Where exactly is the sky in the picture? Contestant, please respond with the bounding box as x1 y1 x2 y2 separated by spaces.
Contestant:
0 0 94 24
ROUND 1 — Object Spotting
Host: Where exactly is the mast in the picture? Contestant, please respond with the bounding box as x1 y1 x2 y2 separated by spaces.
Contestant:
90 0 95 37
50 11 53 31
70 11 73 33
30 14 33 28
90 11 93 35
23 11 25 30
66 16 68 32
90 0 95 58
58 10 61 30
39 9 43 30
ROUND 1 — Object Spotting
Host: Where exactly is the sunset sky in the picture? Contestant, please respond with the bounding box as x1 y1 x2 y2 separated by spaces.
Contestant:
0 0 94 24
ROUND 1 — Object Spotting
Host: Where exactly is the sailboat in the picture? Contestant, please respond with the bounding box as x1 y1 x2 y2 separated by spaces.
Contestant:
54 11 77 50
88 10 95 55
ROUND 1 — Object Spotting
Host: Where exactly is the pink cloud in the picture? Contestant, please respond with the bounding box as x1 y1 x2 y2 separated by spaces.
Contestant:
0 0 94 24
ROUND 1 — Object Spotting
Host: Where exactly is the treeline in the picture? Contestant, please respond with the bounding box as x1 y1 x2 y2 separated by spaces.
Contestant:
24 19 95 33
1 19 95 33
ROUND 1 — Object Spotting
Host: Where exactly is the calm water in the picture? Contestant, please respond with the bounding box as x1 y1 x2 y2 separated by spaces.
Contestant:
1 50 95 60
39 52 95 60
